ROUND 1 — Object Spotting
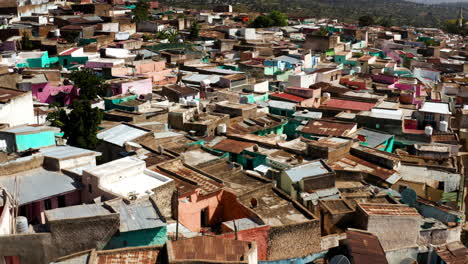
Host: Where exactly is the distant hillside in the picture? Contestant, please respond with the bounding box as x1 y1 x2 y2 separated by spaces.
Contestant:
407 0 468 4
162 0 466 27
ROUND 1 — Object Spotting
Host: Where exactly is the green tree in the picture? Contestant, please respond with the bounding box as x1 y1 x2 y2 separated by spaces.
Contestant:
251 15 274 28
251 11 288 28
132 0 150 23
59 100 103 150
69 69 107 100
269 11 288 27
314 27 329 37
189 21 200 39
21 32 33 50
358 15 374 27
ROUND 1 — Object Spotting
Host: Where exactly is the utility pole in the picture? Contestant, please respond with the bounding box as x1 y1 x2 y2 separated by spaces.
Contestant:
175 187 179 241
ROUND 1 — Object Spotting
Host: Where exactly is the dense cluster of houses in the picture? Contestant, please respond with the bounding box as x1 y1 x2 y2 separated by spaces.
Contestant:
0 1 468 264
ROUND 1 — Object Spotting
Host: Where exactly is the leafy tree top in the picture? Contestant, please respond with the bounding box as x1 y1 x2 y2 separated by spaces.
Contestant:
133 0 151 23
251 11 288 28
69 68 107 101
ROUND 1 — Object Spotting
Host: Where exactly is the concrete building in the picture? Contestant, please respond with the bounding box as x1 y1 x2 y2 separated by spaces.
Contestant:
0 88 35 128
82 156 174 204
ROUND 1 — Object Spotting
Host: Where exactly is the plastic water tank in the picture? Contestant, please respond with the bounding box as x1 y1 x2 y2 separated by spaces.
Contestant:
323 92 331 100
217 123 227 135
425 126 433 136
54 29 61 37
439 121 448 132
16 216 29 234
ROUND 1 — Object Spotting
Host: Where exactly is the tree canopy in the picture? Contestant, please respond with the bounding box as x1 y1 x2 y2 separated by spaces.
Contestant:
69 68 107 100
47 100 103 150
358 15 374 27
132 0 151 23
189 21 201 39
251 11 288 28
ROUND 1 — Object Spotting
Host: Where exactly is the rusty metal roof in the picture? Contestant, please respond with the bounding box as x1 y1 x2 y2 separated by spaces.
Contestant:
96 245 162 264
330 154 400 184
435 242 468 264
344 229 388 264
158 159 222 196
212 139 256 154
167 236 252 263
358 203 420 217
301 120 357 137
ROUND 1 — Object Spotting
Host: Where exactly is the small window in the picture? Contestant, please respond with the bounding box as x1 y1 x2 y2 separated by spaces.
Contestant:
88 184 92 193
58 195 66 208
38 88 43 93
44 199 52 210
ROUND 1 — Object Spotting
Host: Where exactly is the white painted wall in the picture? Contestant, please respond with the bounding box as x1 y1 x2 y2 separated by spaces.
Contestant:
0 92 35 127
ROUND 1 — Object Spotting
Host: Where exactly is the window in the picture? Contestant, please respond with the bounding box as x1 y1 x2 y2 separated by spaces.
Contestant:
38 88 43 93
44 199 52 210
88 184 92 193
58 195 66 208
425 113 435 122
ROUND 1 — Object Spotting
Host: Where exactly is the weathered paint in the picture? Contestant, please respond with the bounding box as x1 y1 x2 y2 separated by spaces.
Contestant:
105 226 167 249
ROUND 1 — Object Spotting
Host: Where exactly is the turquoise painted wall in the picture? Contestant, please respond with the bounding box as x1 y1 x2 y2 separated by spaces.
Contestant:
15 131 56 152
105 226 167 249
104 95 138 111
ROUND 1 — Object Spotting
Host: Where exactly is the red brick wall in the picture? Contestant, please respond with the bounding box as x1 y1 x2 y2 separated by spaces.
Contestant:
219 225 270 260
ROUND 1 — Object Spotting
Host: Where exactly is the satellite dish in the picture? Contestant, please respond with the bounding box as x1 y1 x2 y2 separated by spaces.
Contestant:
330 255 351 264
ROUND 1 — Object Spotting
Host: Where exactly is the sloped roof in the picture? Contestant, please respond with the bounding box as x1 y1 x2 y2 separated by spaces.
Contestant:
167 236 252 263
212 139 256 154
344 229 388 264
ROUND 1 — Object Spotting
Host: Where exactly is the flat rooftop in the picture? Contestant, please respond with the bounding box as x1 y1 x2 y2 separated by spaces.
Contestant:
84 157 172 199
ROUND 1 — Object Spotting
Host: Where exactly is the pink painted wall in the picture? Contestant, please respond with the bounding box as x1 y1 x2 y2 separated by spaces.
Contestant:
142 69 173 83
111 78 152 96
178 190 223 232
388 83 422 96
135 61 166 74
371 74 397 84
32 83 78 105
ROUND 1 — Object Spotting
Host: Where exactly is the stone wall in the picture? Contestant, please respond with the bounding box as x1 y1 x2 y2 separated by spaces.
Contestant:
151 180 176 219
267 220 321 260
47 214 120 257
0 233 54 264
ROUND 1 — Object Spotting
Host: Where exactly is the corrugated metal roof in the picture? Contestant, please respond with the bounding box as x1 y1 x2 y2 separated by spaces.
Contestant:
51 251 90 264
321 99 375 112
267 100 296 110
212 139 255 154
168 236 251 263
357 129 393 148
1 125 56 134
330 154 401 184
435 242 468 264
222 217 262 231
45 204 112 221
96 246 162 264
285 160 331 182
106 199 166 232
301 120 357 137
40 146 100 160
344 229 388 264
97 124 149 147
270 92 306 102
0 168 80 205
358 203 420 217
